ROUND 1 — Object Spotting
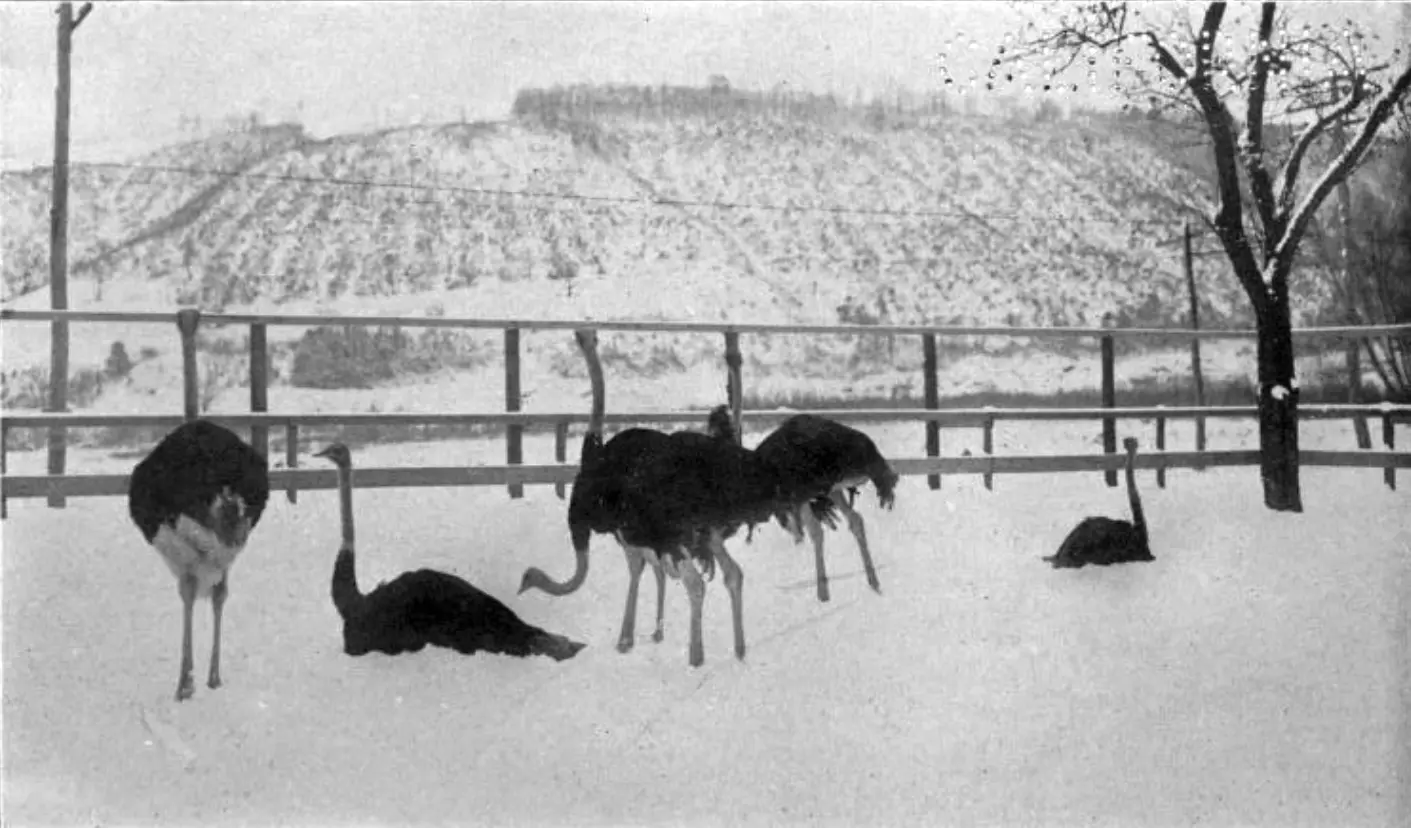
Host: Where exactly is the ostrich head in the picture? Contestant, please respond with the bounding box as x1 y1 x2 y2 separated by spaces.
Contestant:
209 486 251 549
1122 437 1139 455
314 442 353 469
706 405 736 443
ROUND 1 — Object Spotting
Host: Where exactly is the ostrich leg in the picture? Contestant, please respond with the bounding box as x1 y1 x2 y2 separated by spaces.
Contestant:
208 573 228 689
650 557 666 643
176 574 198 701
799 504 829 602
616 543 646 653
709 531 746 660
833 489 881 593
679 552 706 667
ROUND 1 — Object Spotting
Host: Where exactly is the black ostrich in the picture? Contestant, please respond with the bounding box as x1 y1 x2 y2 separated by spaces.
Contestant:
1045 436 1154 568
745 414 899 602
528 331 810 667
317 442 584 661
518 330 735 654
127 419 270 701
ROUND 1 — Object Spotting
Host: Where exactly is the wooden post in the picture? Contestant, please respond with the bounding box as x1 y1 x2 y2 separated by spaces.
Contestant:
1184 224 1207 466
286 423 299 504
45 3 88 510
1100 322 1117 488
923 333 940 490
249 323 269 458
505 327 523 499
1155 405 1167 489
554 421 569 500
176 309 201 421
724 331 743 443
1 422 8 519
982 414 995 491
1385 414 1397 492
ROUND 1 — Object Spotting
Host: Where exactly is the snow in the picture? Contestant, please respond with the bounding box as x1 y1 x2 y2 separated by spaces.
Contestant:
3 423 1408 826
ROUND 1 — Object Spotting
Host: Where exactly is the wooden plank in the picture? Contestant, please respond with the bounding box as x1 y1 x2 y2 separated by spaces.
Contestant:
504 327 523 499
176 309 201 421
1155 409 1167 489
6 449 1408 501
554 421 569 499
923 333 940 490
249 323 269 458
285 423 299 504
724 331 743 443
2 404 1407 433
1385 415 1397 491
7 306 1405 341
1101 332 1117 487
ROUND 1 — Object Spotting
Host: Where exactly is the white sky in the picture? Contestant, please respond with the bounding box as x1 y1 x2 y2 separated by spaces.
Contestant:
1 1 1406 170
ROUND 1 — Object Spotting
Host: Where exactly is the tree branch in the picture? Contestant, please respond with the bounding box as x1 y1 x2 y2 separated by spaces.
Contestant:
1276 62 1411 270
1242 2 1279 244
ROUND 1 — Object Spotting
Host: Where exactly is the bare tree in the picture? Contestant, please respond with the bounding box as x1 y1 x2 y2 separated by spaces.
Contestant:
1007 1 1411 512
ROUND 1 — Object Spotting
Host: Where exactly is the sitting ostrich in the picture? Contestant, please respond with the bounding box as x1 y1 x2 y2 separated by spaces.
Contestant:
127 419 270 701
1045 436 1154 568
518 330 734 654
719 413 899 603
317 443 584 660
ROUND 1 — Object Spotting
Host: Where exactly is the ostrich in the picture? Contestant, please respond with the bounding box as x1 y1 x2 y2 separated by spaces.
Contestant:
127 419 270 702
317 442 585 660
518 331 736 654
526 330 811 667
1044 436 1154 568
746 414 900 603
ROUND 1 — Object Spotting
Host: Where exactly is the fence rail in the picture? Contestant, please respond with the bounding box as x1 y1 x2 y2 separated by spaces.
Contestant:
2 307 1408 515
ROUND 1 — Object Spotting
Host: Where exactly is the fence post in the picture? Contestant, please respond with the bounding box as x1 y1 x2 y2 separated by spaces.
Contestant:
176 309 202 421
554 421 569 500
249 323 269 459
505 327 523 499
1 422 8 518
923 333 940 490
1384 413 1397 492
1185 224 1207 468
1155 405 1167 490
1100 319 1117 488
724 331 743 443
286 423 299 504
982 412 995 491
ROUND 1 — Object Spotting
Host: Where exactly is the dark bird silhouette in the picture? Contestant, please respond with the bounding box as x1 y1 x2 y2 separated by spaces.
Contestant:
518 330 736 654
127 419 270 701
1045 437 1154 568
317 443 584 661
747 414 899 602
527 331 817 667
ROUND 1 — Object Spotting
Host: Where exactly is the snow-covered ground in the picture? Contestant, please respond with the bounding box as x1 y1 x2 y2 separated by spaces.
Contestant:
3 420 1408 827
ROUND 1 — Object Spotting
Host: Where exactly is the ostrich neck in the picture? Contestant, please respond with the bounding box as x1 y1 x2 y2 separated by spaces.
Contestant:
577 332 605 438
1124 453 1146 536
337 464 355 546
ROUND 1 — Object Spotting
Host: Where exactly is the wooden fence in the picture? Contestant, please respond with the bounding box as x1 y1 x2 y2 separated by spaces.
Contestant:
1 308 1408 514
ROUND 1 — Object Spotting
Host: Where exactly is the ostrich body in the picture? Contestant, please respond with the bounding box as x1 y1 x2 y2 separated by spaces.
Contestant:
1045 437 1154 568
127 419 270 701
737 414 899 603
518 331 734 654
318 443 584 661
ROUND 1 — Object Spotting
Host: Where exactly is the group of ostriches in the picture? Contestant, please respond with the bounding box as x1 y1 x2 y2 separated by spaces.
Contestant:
127 329 1151 700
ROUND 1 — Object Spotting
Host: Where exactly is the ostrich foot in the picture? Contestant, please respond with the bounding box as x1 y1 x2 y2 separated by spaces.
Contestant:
816 582 831 603
616 636 635 654
175 674 195 702
652 629 663 643
207 671 222 690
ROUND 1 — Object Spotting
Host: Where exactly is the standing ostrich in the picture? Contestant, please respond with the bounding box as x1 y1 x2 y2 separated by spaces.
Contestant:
526 330 808 667
127 419 270 701
518 330 733 653
317 443 584 660
723 414 898 603
1045 437 1154 568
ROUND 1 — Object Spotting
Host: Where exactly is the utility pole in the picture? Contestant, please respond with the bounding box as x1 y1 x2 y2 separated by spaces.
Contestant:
46 0 92 508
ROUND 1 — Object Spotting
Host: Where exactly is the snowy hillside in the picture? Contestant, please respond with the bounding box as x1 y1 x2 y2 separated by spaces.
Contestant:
3 418 1406 826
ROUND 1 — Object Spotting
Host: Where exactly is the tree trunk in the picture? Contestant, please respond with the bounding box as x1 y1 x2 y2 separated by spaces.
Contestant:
1254 290 1303 512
